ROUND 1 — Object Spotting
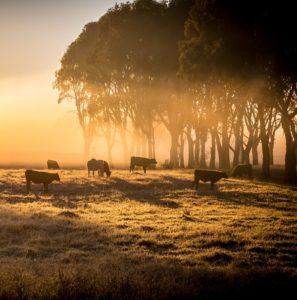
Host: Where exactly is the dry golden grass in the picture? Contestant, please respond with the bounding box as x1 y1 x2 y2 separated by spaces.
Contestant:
0 169 296 299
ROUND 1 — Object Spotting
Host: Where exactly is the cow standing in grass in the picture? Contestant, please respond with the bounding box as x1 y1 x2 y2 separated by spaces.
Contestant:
130 156 157 174
192 169 228 190
87 159 111 177
47 160 60 170
231 164 253 179
25 170 60 192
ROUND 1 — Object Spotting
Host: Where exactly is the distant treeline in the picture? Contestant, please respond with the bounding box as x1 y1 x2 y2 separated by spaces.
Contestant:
55 0 297 183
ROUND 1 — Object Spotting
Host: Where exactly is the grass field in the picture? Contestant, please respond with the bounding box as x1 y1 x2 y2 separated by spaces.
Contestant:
0 169 296 299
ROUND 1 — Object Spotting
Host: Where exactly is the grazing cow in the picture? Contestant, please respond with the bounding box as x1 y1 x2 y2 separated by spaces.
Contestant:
87 159 111 177
130 156 157 174
25 170 60 192
47 160 60 170
192 169 228 190
231 164 253 178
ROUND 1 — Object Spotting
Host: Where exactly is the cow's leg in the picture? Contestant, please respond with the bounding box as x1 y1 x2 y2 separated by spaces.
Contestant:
92 170 95 177
44 183 49 193
143 166 147 174
26 180 31 193
192 179 197 189
210 181 214 190
130 164 134 173
88 170 90 177
196 179 199 190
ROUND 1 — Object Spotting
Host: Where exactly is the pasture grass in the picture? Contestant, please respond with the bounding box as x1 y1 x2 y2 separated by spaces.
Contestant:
0 169 296 299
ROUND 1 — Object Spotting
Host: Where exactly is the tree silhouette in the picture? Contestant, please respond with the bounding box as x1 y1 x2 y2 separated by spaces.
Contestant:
55 0 296 183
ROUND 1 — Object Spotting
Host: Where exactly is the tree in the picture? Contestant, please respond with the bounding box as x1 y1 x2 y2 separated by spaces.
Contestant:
180 0 297 180
54 22 102 159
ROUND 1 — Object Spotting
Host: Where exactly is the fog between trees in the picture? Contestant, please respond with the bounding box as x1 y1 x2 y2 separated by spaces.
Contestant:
55 0 297 183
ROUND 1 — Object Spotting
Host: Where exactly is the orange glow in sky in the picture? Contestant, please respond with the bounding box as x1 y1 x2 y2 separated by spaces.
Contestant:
0 1 122 165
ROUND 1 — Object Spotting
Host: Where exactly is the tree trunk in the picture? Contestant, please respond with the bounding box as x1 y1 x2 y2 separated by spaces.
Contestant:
284 143 297 184
259 107 270 178
240 147 245 164
282 116 297 183
194 132 200 167
242 149 250 164
186 127 195 168
242 135 253 164
179 133 185 168
147 125 155 159
221 121 230 169
239 126 245 163
199 136 207 168
269 139 274 165
233 133 241 167
209 129 216 169
252 139 259 165
233 117 243 167
170 130 179 168
215 131 223 169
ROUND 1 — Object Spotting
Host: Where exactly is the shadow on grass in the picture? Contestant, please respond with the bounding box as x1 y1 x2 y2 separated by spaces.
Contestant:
215 188 297 213
111 177 181 208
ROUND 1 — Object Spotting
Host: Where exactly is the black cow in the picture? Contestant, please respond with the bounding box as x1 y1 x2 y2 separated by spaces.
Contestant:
192 169 228 190
87 159 111 177
130 156 157 174
231 164 253 178
25 170 60 192
47 160 60 170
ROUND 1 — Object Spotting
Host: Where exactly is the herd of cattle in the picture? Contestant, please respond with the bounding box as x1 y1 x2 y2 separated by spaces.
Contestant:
24 156 253 192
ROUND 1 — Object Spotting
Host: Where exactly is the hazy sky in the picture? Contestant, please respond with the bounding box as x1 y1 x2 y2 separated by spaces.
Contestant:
0 0 124 163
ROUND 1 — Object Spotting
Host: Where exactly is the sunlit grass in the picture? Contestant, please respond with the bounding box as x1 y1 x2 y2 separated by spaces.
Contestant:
0 169 296 298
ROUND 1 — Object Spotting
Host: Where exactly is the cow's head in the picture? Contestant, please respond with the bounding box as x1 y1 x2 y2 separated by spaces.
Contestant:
106 170 111 177
150 158 157 164
54 173 61 181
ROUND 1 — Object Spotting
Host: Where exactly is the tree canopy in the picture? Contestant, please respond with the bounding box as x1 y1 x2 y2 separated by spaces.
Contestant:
55 0 297 183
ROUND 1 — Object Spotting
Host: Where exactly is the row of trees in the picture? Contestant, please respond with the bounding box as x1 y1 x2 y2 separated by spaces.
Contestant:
55 0 297 183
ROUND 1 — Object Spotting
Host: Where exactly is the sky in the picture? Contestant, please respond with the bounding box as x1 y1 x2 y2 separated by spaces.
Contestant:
0 0 124 165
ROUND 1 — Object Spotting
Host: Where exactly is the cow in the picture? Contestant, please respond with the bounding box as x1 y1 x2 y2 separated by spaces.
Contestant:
25 170 60 192
87 159 111 177
47 160 60 170
130 156 157 174
192 169 228 190
231 164 253 179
